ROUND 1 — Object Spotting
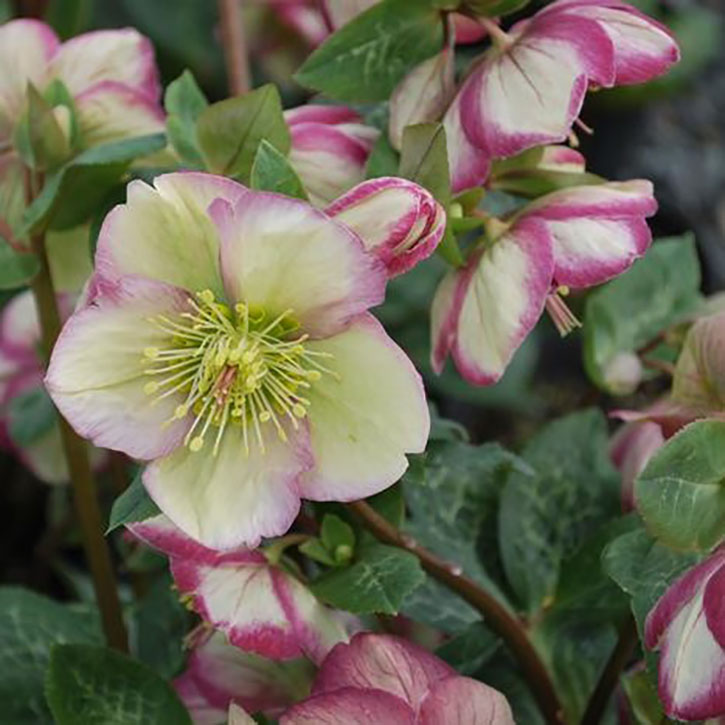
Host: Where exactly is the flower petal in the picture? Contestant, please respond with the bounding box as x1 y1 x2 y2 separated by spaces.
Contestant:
284 105 362 126
299 314 429 501
704 562 725 650
418 675 515 725
127 513 222 562
449 219 554 385
45 274 193 460
211 191 385 338
95 172 246 294
49 28 160 100
175 669 228 725
430 268 459 375
228 704 256 725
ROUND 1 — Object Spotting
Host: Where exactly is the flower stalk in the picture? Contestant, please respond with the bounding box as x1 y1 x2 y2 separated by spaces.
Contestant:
217 0 252 96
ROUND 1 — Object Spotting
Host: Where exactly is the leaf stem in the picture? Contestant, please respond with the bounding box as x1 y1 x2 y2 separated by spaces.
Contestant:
345 500 564 724
28 229 128 652
217 0 252 96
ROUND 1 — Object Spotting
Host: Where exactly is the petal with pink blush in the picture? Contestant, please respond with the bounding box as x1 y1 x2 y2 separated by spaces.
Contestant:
45 275 193 460
175 669 227 725
212 192 385 339
284 105 363 126
228 704 256 725
430 269 460 375
418 675 516 725
299 314 429 502
704 563 725 650
95 172 247 294
450 219 554 385
49 28 160 100
0 289 41 363
127 513 224 562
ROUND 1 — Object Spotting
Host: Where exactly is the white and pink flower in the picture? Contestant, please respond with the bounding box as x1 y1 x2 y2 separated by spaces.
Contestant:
444 0 679 192
46 172 430 549
644 549 725 720
281 632 515 724
432 180 656 385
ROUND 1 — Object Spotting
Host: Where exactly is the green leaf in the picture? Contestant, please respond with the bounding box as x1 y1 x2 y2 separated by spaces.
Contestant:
44 0 92 39
107 470 160 533
250 140 308 200
499 409 620 614
196 85 290 183
0 238 40 289
310 543 425 614
295 0 444 102
365 133 400 179
621 667 667 725
165 70 208 168
22 133 167 234
299 538 337 567
435 621 500 676
7 386 57 447
399 122 450 206
320 514 355 560
46 644 191 724
583 235 702 391
635 420 725 551
0 587 101 724
464 0 530 17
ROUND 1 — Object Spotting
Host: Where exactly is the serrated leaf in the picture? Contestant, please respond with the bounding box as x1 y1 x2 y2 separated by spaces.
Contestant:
295 0 444 102
107 470 160 533
310 543 425 614
164 69 208 168
196 85 290 183
7 386 57 447
250 140 308 200
46 644 191 724
635 420 725 551
0 238 40 289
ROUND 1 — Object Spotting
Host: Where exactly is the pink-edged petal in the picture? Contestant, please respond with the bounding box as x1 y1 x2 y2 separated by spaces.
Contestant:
143 421 312 550
284 104 362 127
538 146 587 172
0 289 41 364
211 192 385 339
449 219 554 385
74 81 164 147
45 274 193 460
171 552 347 663
704 562 725 650
271 1 330 46
326 177 446 277
95 172 246 294
430 269 459 375
49 28 160 100
313 633 453 707
0 20 59 137
281 687 415 725
418 675 515 725
453 14 488 44
388 49 454 151
299 314 429 501
175 669 228 725
520 180 656 288
228 704 256 725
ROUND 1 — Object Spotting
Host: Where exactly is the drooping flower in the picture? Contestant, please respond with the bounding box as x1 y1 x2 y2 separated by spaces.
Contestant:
129 513 349 663
444 0 680 192
432 180 656 384
46 172 430 549
176 629 315 725
284 105 379 207
280 632 515 724
644 549 725 720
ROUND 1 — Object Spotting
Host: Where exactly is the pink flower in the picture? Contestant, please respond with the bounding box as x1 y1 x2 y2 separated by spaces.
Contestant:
432 180 656 385
129 514 348 664
284 105 379 207
444 0 679 192
326 177 446 278
280 632 515 724
175 629 315 725
46 172 429 549
644 549 725 720
268 0 332 47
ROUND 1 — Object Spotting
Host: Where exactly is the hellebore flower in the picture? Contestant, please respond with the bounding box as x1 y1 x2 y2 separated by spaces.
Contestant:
644 549 725 720
129 514 348 663
46 172 430 549
176 630 315 725
284 105 379 207
432 180 656 385
281 632 515 724
444 0 679 192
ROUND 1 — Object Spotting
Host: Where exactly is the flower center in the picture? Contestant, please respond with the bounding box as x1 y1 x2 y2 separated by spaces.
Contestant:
142 290 335 455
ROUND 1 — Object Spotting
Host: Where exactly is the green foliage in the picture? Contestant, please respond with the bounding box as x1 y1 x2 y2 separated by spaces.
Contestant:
107 470 161 533
46 644 191 724
635 420 725 551
165 69 208 168
0 587 101 724
365 134 400 179
7 387 57 448
0 239 40 289
196 85 290 183
295 0 444 102
435 621 501 675
299 513 356 567
250 140 308 200
44 0 93 39
463 0 531 17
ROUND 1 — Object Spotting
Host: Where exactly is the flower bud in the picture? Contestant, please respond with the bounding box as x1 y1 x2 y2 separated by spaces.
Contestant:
603 351 643 396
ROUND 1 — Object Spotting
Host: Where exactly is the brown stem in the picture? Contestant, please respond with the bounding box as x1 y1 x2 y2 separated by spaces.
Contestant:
581 616 638 725
29 230 128 652
217 0 251 96
641 357 675 377
345 500 564 724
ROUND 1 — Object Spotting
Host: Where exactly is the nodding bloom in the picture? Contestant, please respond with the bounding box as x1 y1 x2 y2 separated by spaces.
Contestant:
644 549 725 720
46 172 430 549
284 105 379 207
444 0 680 192
175 629 315 725
129 514 349 663
432 180 656 385
0 20 163 240
280 632 515 724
